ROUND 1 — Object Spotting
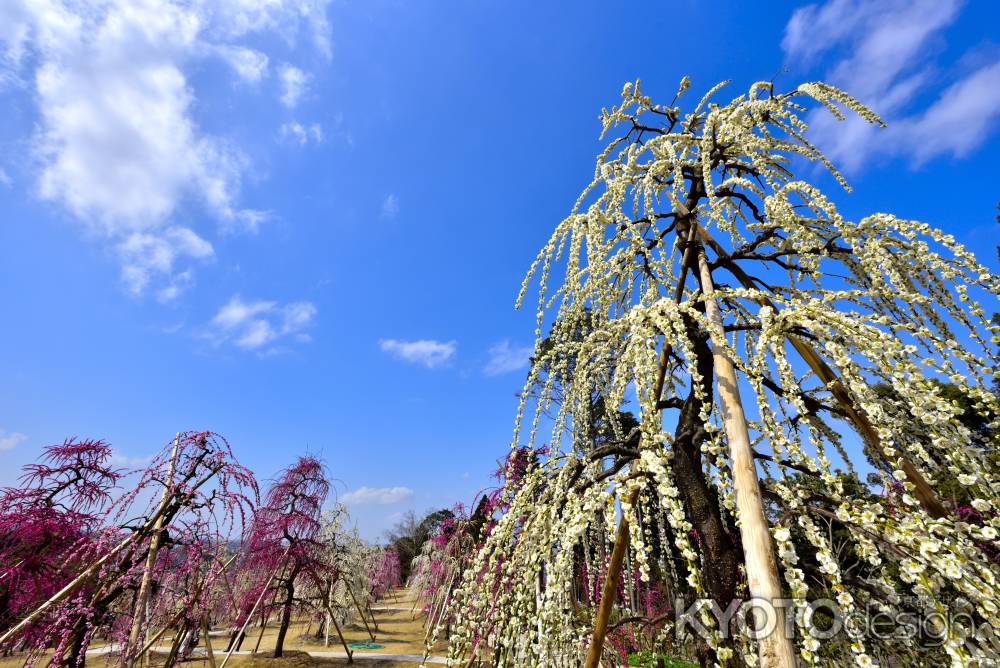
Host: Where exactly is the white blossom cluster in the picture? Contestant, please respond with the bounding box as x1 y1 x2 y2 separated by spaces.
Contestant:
297 504 376 628
439 77 1000 667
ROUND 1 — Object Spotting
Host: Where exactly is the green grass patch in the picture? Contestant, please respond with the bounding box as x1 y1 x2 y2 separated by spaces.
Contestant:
626 650 698 668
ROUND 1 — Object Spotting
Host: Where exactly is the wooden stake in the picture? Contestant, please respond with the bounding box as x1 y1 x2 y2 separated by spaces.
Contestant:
250 608 271 654
324 601 353 664
697 248 797 668
201 615 217 668
346 585 375 641
583 490 635 668
584 223 700 668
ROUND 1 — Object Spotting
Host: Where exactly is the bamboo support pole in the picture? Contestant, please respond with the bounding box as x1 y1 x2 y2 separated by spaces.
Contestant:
163 619 188 668
127 434 182 668
137 553 238 658
0 560 23 581
409 589 421 619
1 452 224 652
697 247 797 668
426 572 455 643
694 224 946 518
325 583 333 647
139 599 151 668
219 552 287 668
1 494 171 648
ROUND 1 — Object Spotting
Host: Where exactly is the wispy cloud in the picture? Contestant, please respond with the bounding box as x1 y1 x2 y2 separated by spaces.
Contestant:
109 450 155 468
341 485 414 505
280 121 323 145
782 0 1000 170
208 295 317 352
483 340 533 376
279 64 309 108
0 429 27 451
0 0 331 298
118 227 214 301
379 338 456 368
216 45 269 83
380 193 399 220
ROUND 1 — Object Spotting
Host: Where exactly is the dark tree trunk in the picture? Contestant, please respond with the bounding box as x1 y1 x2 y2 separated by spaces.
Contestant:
669 323 745 666
226 629 246 652
62 621 88 668
61 584 122 668
273 574 296 658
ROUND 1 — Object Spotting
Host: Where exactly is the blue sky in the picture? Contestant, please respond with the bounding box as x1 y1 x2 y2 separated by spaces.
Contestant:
1 0 998 540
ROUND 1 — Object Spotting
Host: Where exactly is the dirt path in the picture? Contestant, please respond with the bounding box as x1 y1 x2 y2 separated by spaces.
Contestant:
0 587 448 668
218 585 447 663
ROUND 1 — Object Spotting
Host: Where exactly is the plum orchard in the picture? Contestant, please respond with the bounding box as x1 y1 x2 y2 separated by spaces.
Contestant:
0 432 258 667
367 547 402 602
1 442 399 667
227 457 390 662
440 78 1000 667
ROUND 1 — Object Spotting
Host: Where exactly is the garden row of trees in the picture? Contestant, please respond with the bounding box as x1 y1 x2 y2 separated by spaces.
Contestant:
0 434 402 667
410 77 1000 668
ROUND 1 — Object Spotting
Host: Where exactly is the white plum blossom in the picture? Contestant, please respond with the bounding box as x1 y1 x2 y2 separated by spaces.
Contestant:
438 76 1000 668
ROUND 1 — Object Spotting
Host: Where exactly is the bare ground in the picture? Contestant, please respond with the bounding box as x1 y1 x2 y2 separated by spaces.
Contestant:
1 588 447 668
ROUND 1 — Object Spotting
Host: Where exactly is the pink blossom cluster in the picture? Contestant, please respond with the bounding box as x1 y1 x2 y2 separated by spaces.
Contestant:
1 432 258 667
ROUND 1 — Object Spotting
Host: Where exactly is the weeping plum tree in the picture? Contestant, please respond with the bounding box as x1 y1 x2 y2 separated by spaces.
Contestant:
367 547 402 601
442 77 1000 668
241 456 329 658
0 432 257 668
0 440 121 646
307 505 378 651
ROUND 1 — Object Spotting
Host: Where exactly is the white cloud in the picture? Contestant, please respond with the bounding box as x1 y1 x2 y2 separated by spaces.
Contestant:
216 45 269 83
380 193 399 220
895 62 1000 164
379 338 456 368
483 340 533 376
208 295 317 351
119 227 214 300
782 0 1000 169
205 0 333 60
0 0 331 297
0 429 27 451
341 485 414 505
109 450 154 468
0 168 10 187
279 64 309 108
280 121 323 145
